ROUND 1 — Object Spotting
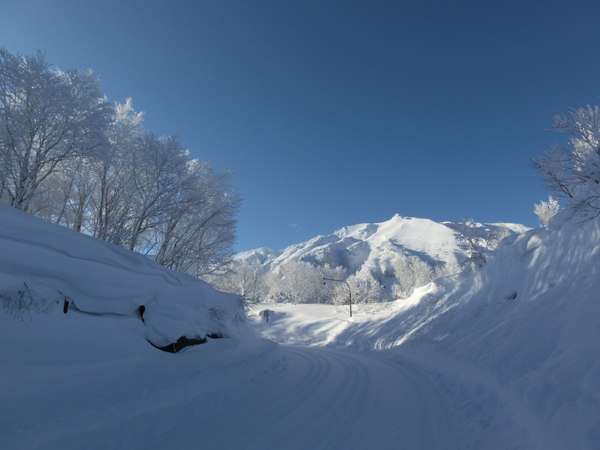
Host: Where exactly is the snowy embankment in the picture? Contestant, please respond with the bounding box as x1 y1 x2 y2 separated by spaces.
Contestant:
252 209 600 449
0 204 280 449
0 203 246 347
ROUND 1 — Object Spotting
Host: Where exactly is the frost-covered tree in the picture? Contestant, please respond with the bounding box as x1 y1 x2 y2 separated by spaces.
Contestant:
315 264 346 304
125 134 189 252
91 98 144 243
0 50 241 282
533 105 600 215
120 134 240 276
331 281 352 311
388 253 459 300
263 271 286 306
341 275 384 314
279 261 315 305
451 218 507 266
210 259 264 306
433 261 461 280
257 262 345 306
390 254 433 299
534 196 560 227
238 260 265 304
0 49 112 211
186 168 240 278
31 156 99 232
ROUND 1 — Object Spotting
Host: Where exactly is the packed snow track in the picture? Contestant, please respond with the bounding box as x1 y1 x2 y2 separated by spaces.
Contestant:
5 344 458 450
196 345 460 450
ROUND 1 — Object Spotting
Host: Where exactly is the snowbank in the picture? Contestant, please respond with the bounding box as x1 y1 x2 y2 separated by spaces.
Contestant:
0 203 247 347
331 210 600 449
0 204 284 449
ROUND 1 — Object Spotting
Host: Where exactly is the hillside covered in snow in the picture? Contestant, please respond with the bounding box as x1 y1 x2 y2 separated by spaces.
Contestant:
234 214 529 303
0 203 248 349
335 208 600 449
0 203 283 449
251 208 600 449
2 198 599 449
238 214 528 274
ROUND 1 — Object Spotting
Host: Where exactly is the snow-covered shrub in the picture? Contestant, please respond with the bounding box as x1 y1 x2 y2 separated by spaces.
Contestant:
1 283 45 321
534 196 560 227
451 218 508 265
389 252 461 300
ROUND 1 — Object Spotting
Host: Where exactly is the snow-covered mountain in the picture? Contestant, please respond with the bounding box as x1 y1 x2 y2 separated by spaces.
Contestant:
237 214 529 278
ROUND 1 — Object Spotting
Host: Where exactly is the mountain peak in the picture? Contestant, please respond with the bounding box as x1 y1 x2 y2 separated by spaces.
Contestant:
237 215 528 280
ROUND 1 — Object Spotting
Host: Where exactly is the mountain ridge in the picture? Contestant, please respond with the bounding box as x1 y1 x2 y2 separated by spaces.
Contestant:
237 214 530 280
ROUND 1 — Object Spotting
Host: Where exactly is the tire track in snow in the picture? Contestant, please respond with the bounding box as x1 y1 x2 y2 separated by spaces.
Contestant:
30 346 459 450
193 346 458 450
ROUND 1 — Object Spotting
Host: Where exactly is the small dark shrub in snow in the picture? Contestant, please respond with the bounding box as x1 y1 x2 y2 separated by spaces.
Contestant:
1 283 44 321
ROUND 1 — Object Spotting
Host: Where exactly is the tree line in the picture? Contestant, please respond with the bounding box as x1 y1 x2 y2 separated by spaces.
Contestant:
0 49 240 277
214 254 460 312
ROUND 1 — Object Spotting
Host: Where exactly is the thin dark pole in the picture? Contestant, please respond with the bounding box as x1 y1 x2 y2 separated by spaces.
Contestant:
323 277 352 318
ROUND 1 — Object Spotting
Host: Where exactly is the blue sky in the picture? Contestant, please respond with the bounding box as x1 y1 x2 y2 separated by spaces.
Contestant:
2 0 600 252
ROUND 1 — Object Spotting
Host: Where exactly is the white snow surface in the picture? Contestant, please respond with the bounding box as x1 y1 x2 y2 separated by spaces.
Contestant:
0 203 245 347
237 214 528 278
2 204 598 449
252 209 600 449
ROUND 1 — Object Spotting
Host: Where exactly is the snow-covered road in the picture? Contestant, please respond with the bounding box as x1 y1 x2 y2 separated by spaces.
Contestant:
106 346 459 450
103 349 457 449
194 345 459 450
3 332 459 449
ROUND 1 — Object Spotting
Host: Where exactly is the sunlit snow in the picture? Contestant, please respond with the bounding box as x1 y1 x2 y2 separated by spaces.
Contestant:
1 204 599 449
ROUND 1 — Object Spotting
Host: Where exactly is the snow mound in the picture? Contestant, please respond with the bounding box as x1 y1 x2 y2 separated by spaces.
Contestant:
0 204 246 347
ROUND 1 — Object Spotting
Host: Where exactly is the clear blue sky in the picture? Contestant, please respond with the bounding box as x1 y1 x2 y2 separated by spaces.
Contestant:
2 0 600 252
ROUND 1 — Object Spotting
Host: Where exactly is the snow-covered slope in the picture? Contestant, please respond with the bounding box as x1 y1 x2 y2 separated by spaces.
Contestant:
324 210 600 449
2 202 596 449
243 209 598 448
236 246 282 265
238 214 527 278
0 203 246 347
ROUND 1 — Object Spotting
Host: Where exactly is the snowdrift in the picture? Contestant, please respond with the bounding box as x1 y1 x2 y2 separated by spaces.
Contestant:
0 204 246 348
332 209 600 449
